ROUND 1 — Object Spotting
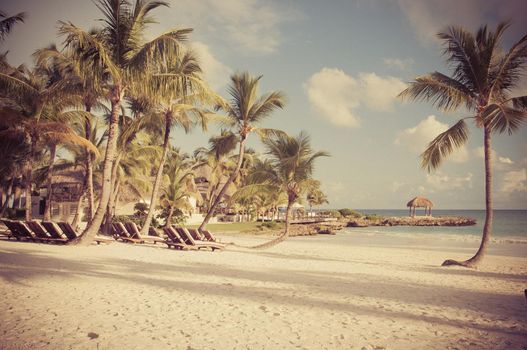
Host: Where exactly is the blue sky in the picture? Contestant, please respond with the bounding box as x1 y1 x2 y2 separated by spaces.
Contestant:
2 0 527 209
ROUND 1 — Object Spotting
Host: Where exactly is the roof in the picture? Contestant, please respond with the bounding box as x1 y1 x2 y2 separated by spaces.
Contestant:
406 196 434 208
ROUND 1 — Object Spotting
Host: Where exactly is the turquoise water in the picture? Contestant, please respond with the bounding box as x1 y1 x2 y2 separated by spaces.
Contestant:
349 209 527 238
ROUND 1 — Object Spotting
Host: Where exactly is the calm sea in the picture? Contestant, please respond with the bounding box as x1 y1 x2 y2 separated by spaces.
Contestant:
347 209 527 238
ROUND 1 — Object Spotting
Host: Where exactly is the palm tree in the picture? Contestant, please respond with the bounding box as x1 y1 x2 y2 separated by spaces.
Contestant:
159 149 199 227
0 58 95 220
0 9 25 43
236 132 329 248
59 0 192 244
34 44 107 222
138 49 216 236
399 22 527 268
307 186 328 217
198 72 286 231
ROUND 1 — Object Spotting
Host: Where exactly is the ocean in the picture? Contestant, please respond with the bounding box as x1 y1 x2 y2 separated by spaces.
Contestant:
345 209 527 239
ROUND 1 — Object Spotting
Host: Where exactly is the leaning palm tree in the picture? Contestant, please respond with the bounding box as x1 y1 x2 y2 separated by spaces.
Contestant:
234 131 329 249
59 0 192 244
399 22 527 268
198 72 286 231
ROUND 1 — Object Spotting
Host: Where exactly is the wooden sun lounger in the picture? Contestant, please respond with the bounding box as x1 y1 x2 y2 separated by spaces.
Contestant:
41 221 69 240
1 220 17 240
112 222 144 243
188 228 225 248
162 227 196 250
57 221 113 244
125 222 165 244
2 220 35 241
27 221 68 243
175 227 224 251
199 228 221 243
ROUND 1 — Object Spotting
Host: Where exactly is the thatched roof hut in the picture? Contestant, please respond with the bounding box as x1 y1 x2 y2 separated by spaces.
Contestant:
406 196 433 217
406 196 433 208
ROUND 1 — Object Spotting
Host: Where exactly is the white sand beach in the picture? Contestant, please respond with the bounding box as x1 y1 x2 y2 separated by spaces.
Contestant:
0 231 526 350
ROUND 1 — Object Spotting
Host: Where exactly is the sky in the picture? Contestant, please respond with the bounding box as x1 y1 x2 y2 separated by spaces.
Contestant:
2 0 527 209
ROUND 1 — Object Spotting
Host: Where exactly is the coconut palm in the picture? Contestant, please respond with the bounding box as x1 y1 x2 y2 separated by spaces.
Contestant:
0 57 96 220
34 44 107 221
399 22 527 268
235 131 329 248
0 9 25 43
137 49 219 235
59 0 192 244
159 149 199 227
198 72 286 231
307 186 328 216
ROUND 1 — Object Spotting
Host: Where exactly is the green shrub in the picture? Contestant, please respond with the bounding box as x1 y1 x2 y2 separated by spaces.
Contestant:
258 221 280 230
338 208 362 218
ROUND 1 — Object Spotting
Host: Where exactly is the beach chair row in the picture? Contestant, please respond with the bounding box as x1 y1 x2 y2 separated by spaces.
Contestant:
0 219 112 244
111 221 224 251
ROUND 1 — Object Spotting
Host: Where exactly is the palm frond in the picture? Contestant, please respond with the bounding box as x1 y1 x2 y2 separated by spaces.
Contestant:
483 103 526 135
420 119 469 172
398 72 474 111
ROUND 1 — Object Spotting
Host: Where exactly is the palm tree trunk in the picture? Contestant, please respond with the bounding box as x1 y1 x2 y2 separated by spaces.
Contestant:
24 138 37 221
443 127 493 268
165 206 174 227
0 177 14 217
252 195 294 249
84 107 95 222
43 144 57 221
74 87 122 245
72 191 86 230
140 117 171 235
199 137 247 231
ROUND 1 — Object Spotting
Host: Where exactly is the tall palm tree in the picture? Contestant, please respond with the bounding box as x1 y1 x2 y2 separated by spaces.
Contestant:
59 0 192 244
399 22 527 268
0 9 25 43
138 49 218 235
34 44 107 222
198 72 286 230
235 132 329 248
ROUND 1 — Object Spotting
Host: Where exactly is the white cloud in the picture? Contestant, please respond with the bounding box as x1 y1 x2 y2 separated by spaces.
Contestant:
425 171 473 192
190 42 232 90
163 0 301 54
473 147 515 170
395 115 469 163
397 0 527 44
304 68 406 127
383 57 414 70
500 168 527 193
498 157 514 165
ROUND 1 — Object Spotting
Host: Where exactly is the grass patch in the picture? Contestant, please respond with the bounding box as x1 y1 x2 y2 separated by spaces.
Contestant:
186 221 284 234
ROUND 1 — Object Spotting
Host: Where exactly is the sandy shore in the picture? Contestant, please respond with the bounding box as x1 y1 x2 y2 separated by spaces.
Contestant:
0 230 526 350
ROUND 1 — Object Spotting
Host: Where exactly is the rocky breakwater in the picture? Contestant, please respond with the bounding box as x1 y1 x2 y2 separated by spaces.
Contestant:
347 216 476 227
289 221 347 236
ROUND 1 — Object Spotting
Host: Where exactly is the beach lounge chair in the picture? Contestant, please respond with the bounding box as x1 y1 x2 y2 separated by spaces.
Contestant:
41 221 69 240
198 228 221 243
188 228 225 248
27 221 68 243
175 227 224 251
57 221 113 244
112 222 145 243
0 219 16 240
125 222 165 244
12 221 39 241
2 220 34 241
162 226 196 250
